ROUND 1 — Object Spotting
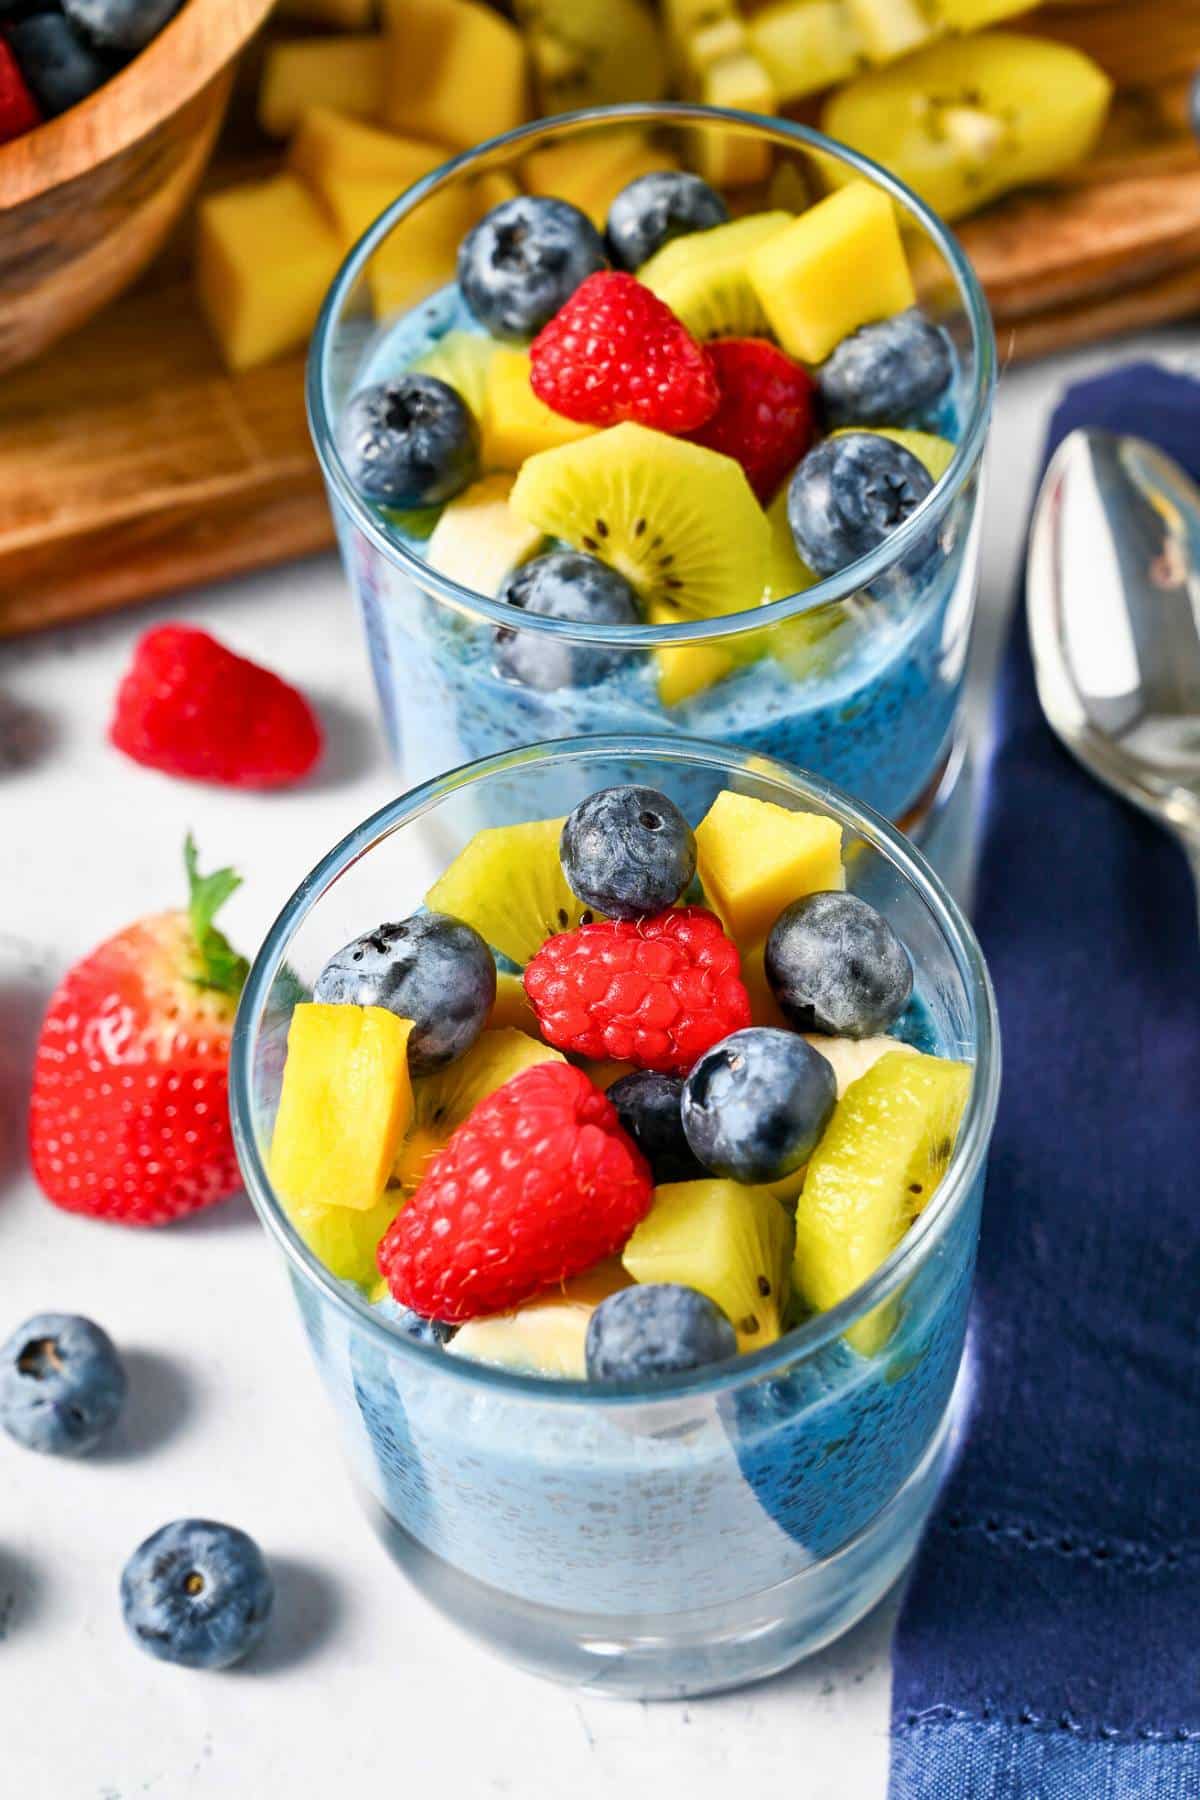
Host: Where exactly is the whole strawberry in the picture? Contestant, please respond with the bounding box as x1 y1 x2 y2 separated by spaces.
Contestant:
524 906 751 1075
530 271 718 435
29 840 249 1226
685 338 818 504
378 1062 653 1322
110 625 322 789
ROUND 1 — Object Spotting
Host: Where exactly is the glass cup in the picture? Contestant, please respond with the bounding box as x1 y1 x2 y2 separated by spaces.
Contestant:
230 736 1000 1699
308 104 996 829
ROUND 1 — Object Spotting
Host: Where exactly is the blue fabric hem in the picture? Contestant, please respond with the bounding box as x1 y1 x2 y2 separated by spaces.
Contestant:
890 1718 1200 1800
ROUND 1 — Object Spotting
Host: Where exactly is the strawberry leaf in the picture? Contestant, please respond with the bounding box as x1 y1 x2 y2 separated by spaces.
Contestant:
184 835 250 998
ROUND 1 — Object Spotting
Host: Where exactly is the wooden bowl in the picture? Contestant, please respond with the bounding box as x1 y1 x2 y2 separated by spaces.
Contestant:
0 0 276 375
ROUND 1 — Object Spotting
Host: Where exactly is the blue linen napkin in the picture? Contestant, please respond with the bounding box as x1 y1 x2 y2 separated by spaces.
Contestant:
889 362 1200 1799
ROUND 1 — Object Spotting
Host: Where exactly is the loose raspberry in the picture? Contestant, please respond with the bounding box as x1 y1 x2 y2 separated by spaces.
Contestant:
530 271 719 434
0 40 40 146
685 338 818 504
378 1062 653 1322
110 626 322 789
524 906 751 1075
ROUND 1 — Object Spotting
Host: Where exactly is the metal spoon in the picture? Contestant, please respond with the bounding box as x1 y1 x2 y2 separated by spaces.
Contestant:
1027 426 1200 900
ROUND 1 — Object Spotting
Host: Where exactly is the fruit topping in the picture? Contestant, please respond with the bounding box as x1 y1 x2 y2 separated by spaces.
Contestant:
560 783 696 919
448 1260 630 1377
7 13 107 117
530 271 719 433
607 1070 705 1183
605 170 729 272
425 474 546 595
681 1026 837 1184
818 310 953 427
425 815 601 964
458 194 608 343
393 1025 564 1192
524 129 678 228
586 1283 737 1380
804 1033 915 1098
0 1314 127 1457
0 37 40 143
270 1003 414 1214
786 431 933 577
64 0 182 53
524 906 750 1074
684 336 818 504
482 347 597 469
286 1189 403 1291
509 422 769 618
411 329 498 419
339 374 480 509
29 839 249 1227
374 1297 457 1349
314 912 496 1076
765 889 913 1038
694 790 843 947
867 427 955 482
622 1178 794 1350
120 1520 274 1670
637 209 791 341
377 1061 653 1321
493 550 641 690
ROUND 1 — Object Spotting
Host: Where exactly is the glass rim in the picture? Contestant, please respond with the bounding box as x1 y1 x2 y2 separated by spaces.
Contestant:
230 733 1001 1407
307 101 997 649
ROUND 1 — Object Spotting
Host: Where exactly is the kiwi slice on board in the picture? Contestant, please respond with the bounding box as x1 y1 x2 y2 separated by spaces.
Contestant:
394 1027 564 1191
425 816 602 966
515 0 668 112
623 1178 795 1351
510 423 770 619
638 210 792 338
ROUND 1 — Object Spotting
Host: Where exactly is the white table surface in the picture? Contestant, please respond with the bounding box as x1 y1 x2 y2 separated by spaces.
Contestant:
1 329 1192 1799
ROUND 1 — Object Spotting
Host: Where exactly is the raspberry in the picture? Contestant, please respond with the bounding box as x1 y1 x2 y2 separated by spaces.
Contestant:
524 906 751 1075
685 338 818 504
530 271 719 434
377 1063 653 1322
110 626 322 789
0 39 40 144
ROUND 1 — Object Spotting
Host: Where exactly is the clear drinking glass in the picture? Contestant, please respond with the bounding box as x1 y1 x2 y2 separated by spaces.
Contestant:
308 103 995 828
230 737 1000 1699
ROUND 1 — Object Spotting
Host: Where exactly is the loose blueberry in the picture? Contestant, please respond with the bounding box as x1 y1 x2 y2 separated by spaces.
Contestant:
817 310 953 427
787 432 934 577
373 1296 456 1348
765 890 913 1038
492 550 639 691
339 375 479 509
561 784 696 919
586 1283 737 1381
120 1520 274 1670
9 14 110 116
681 1027 836 1184
315 912 496 1076
458 195 607 342
0 1313 126 1457
605 171 729 271
63 0 182 53
608 1070 705 1183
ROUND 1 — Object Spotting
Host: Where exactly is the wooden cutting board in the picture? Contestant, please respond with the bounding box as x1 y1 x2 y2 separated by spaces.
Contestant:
2 0 1198 637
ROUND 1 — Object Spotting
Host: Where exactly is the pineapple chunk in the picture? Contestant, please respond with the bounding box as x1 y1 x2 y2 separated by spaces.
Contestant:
747 182 916 364
692 53 777 187
277 0 375 21
623 1181 794 1351
695 790 844 945
482 348 597 470
270 1004 414 1214
845 0 935 64
426 474 545 595
412 330 497 418
258 37 387 138
748 0 863 103
196 175 343 373
381 0 529 149
447 1262 630 1377
523 129 679 229
394 1027 563 1191
289 108 443 191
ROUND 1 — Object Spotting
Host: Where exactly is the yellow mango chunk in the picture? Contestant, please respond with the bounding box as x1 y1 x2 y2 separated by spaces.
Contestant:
258 37 387 138
196 174 343 373
289 107 443 191
277 0 375 22
692 52 777 187
426 474 545 596
270 1004 414 1214
482 348 597 471
381 0 528 149
368 177 515 317
845 0 934 64
749 0 862 103
695 790 844 944
648 598 738 708
747 182 916 364
523 129 679 229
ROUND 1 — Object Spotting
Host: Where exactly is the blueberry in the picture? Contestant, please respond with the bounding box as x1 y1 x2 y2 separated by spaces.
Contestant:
9 14 110 116
493 550 639 691
339 375 479 510
458 195 607 342
120 1520 274 1670
373 1294 456 1348
608 1071 704 1183
787 432 934 578
817 311 953 427
0 1313 126 1456
586 1284 737 1381
681 1027 836 1185
765 891 913 1038
315 912 496 1076
63 0 182 53
561 784 695 919
605 171 729 271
